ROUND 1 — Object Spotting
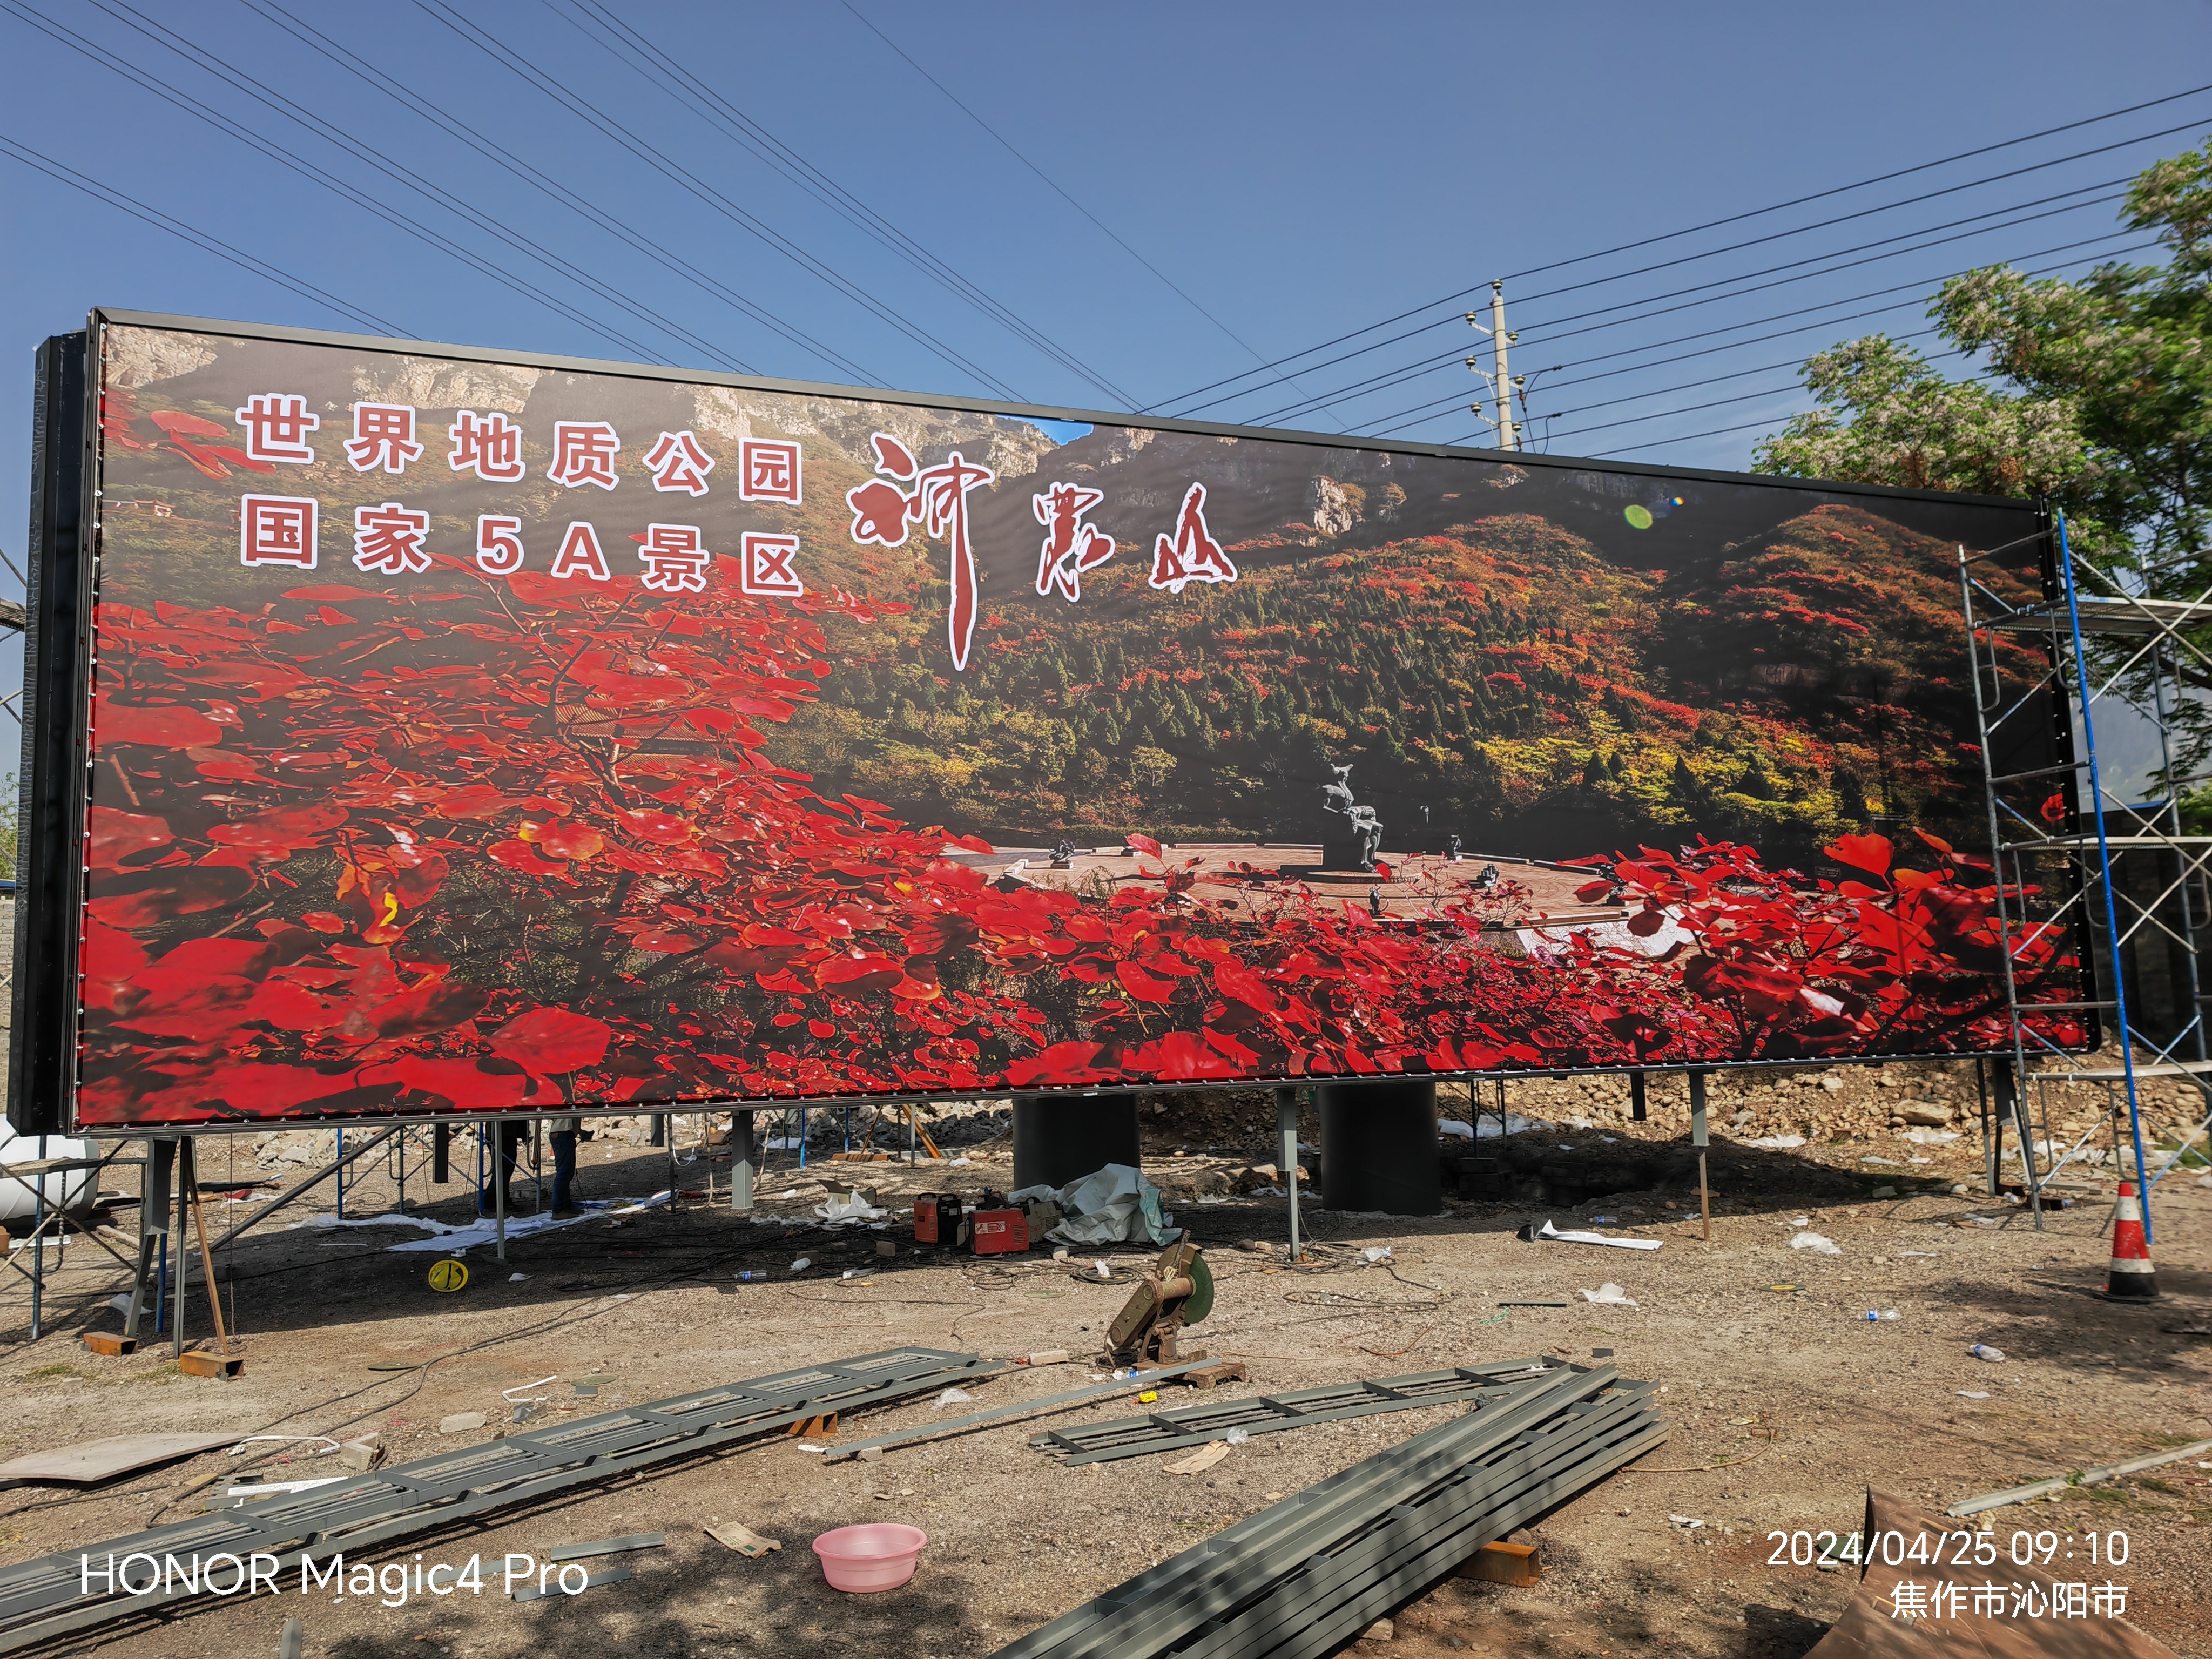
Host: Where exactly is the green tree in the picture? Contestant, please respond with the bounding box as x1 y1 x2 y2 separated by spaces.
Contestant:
1758 132 2212 760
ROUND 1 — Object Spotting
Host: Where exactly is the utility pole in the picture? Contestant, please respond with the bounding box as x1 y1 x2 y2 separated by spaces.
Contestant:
1466 279 1521 451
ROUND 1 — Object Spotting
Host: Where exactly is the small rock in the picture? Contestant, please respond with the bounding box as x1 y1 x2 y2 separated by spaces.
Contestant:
1360 1619 1394 1642
1901 1102 1953 1127
437 1412 487 1434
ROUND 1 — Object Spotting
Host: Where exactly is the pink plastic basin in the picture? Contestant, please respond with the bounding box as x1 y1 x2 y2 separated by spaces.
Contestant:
812 1523 927 1593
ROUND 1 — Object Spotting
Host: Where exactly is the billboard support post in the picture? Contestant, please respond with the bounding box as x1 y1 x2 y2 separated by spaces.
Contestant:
1689 1072 1711 1242
1274 1087 1303 1262
1629 1073 1647 1123
731 1111 755 1215
1318 1082 1440 1217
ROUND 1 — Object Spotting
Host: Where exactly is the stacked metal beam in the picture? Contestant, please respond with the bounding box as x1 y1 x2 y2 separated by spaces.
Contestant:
996 1359 1662 1659
0 1347 999 1650
1031 1359 1560 1466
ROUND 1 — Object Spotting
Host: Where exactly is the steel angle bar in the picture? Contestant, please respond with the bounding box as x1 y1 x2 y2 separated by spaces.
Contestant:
0 1348 993 1650
1033 1362 1565 1466
1181 1394 1664 1659
822 1361 1213 1463
994 1363 1608 1659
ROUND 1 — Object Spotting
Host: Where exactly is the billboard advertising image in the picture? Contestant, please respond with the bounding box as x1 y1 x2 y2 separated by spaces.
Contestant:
10 312 2085 1132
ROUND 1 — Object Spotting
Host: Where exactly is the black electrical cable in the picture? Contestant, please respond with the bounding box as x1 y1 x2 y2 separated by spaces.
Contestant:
1190 173 2133 427
835 0 1301 411
0 0 674 367
89 0 783 378
1145 87 2212 415
1233 182 2136 430
1255 210 2151 440
0 135 407 335
1354 228 2154 436
233 0 884 385
412 0 1030 401
557 0 1142 409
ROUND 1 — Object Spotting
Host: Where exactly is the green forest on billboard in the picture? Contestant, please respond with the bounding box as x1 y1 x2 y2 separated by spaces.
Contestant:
62 313 2089 1129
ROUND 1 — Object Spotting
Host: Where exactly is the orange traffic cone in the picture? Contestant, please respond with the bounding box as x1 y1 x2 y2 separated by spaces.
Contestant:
2102 1181 2160 1300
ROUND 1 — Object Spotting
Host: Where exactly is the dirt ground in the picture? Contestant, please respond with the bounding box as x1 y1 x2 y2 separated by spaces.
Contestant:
2 1070 2208 1659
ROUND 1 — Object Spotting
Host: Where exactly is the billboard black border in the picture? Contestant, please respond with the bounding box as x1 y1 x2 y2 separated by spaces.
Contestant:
24 309 2083 1136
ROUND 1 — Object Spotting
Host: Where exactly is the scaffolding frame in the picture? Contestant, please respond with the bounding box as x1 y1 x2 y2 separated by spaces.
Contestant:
1957 512 2212 1242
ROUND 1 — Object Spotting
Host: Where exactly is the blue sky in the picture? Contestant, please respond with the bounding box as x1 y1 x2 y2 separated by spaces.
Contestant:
2 0 2209 706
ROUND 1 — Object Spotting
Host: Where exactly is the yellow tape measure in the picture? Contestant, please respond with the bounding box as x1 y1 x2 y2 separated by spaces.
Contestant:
428 1259 469 1293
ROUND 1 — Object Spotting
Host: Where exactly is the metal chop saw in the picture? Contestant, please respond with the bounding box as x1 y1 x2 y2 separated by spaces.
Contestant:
1103 1240 1215 1366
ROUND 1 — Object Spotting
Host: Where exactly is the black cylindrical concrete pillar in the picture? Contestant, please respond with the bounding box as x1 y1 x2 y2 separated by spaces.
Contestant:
1011 1093 1142 1191
1318 1080 1441 1215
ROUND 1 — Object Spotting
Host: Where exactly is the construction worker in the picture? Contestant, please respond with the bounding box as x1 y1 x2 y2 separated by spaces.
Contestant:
550 1114 583 1218
479 1120 527 1216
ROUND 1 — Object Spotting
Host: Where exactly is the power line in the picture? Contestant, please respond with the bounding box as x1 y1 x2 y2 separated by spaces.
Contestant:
1 0 682 367
93 0 793 377
410 0 1027 401
1350 228 2155 440
1147 89 2212 416
0 133 407 336
1176 167 2136 425
235 0 892 384
835 0 1301 410
1237 186 2139 434
555 0 1140 407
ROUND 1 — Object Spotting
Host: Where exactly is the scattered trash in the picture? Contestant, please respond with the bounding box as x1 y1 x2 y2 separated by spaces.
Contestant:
1744 1135 1807 1150
934 1389 974 1408
1766 1283 1802 1294
840 1268 874 1281
789 1257 813 1274
1163 1441 1232 1476
437 1413 487 1434
1957 1391 1991 1400
1669 1515 1705 1530
1968 1344 2006 1363
1017 1349 1073 1367
1577 1283 1638 1307
1224 1427 1250 1446
1789 1216 1810 1226
1523 1219 1661 1251
1863 1310 1899 1322
502 1375 557 1402
1472 1114 1553 1138
1095 1260 1111 1278
1859 1157 1901 1167
1438 1120 1474 1139
813 1523 927 1593
2162 1324 2211 1336
1789 1232 1843 1255
508 1271 530 1283
1137 1391 1159 1404
1899 1250 1936 1258
1953 1216 2000 1229
736 1270 761 1283
815 1191 889 1227
705 1522 782 1557
1870 1186 1898 1199
1589 1215 1616 1224
1498 1299 1570 1308
1361 1247 1393 1264
1905 1127 1961 1144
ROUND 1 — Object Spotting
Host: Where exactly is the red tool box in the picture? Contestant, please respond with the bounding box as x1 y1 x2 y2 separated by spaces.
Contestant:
968 1206 1029 1256
913 1193 965 1245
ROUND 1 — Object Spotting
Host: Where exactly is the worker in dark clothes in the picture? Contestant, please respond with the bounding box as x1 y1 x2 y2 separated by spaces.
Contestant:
550 1113 583 1217
1368 885 1385 919
480 1120 528 1216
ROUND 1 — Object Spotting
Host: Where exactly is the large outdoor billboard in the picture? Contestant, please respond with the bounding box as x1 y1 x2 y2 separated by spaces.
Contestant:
9 312 2085 1132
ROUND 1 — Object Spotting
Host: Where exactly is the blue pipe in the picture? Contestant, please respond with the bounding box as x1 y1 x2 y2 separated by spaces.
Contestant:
2055 510 2156 1244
